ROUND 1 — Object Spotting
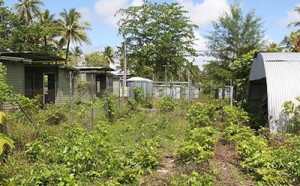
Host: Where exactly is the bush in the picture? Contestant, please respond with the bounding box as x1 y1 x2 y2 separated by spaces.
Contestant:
157 96 176 113
222 105 249 126
45 106 67 125
223 124 255 143
168 171 216 186
187 103 217 128
177 126 218 163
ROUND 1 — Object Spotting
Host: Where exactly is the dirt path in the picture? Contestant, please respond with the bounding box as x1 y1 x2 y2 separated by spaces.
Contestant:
212 138 254 186
140 153 176 185
141 138 254 186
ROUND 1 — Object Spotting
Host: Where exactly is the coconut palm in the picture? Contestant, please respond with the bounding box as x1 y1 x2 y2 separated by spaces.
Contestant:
288 7 300 29
281 32 300 52
13 0 43 25
38 9 58 47
71 46 83 56
103 46 114 65
58 8 91 60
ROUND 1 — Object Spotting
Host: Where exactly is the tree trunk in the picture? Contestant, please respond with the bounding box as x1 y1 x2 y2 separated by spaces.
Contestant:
44 36 47 47
66 39 71 61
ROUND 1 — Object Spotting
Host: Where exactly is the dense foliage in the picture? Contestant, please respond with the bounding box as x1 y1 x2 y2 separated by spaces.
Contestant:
0 0 90 59
204 3 264 92
117 1 198 80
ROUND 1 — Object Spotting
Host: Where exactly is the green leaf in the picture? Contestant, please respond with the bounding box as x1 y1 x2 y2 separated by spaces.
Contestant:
0 133 14 155
0 111 5 125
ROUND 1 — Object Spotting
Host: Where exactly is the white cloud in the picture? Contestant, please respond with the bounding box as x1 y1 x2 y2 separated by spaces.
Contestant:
94 0 230 28
79 7 94 23
263 35 276 45
94 0 131 27
193 31 207 51
278 3 300 27
179 0 230 28
130 0 143 6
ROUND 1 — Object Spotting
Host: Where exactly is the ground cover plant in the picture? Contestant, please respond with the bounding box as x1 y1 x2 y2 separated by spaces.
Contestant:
1 70 300 185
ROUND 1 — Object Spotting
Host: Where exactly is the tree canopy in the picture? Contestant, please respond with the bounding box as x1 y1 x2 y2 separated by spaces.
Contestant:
117 1 198 80
203 4 264 96
58 8 91 60
206 4 264 65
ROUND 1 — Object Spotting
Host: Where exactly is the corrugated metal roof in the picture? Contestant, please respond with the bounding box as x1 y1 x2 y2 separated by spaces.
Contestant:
76 66 114 72
249 52 300 133
259 52 300 62
127 77 152 82
0 52 65 61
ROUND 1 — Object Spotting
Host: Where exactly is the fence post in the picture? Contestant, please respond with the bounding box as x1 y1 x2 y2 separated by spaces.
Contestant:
91 74 95 130
69 71 73 128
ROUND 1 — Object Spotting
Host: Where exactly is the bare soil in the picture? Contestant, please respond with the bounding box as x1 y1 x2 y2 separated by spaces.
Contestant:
212 138 254 186
141 138 255 186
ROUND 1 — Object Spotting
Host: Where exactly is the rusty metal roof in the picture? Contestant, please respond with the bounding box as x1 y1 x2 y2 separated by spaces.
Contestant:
0 52 65 62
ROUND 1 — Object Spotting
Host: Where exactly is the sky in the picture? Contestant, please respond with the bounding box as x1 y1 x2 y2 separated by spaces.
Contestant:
4 0 300 66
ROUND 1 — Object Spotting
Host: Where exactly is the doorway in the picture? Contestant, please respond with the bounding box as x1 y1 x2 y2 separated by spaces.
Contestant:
43 73 56 104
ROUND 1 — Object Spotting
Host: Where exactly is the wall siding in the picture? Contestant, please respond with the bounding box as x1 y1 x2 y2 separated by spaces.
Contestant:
56 69 72 105
2 61 24 94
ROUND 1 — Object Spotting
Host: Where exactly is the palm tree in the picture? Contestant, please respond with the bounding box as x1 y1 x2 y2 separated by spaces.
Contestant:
281 32 300 52
71 46 83 56
13 0 43 25
103 46 114 65
58 8 91 60
289 7 300 29
38 9 58 47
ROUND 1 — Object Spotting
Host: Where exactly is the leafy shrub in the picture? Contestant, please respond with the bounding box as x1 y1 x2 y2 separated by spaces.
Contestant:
168 171 216 186
222 105 249 126
133 138 160 170
0 112 14 156
133 87 143 103
128 88 153 110
9 164 76 185
236 135 268 159
157 96 176 113
223 124 255 143
256 168 289 186
45 106 67 125
26 141 45 162
177 141 215 163
177 126 218 163
185 126 218 150
283 99 300 134
224 123 297 185
104 95 115 122
187 103 217 128
128 98 139 111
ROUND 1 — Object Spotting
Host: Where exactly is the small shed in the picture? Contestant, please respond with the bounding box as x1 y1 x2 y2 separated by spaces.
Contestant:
76 67 114 99
248 52 300 133
127 77 153 98
0 52 75 105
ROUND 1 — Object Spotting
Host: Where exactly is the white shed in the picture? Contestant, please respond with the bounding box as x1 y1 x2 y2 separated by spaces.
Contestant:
248 52 300 133
127 77 153 97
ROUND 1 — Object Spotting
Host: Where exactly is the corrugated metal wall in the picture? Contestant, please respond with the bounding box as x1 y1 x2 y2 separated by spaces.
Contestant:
249 53 300 133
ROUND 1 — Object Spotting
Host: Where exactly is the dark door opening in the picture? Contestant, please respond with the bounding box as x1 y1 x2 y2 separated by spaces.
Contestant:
43 73 56 104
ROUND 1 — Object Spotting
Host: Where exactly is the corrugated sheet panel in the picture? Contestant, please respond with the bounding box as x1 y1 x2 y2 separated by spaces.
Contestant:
264 62 300 133
261 52 300 62
251 53 300 133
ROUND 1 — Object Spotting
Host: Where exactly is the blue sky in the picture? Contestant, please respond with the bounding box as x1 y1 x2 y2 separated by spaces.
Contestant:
4 0 300 65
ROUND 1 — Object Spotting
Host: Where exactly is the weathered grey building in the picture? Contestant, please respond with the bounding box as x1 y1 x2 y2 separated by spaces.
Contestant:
0 52 76 105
